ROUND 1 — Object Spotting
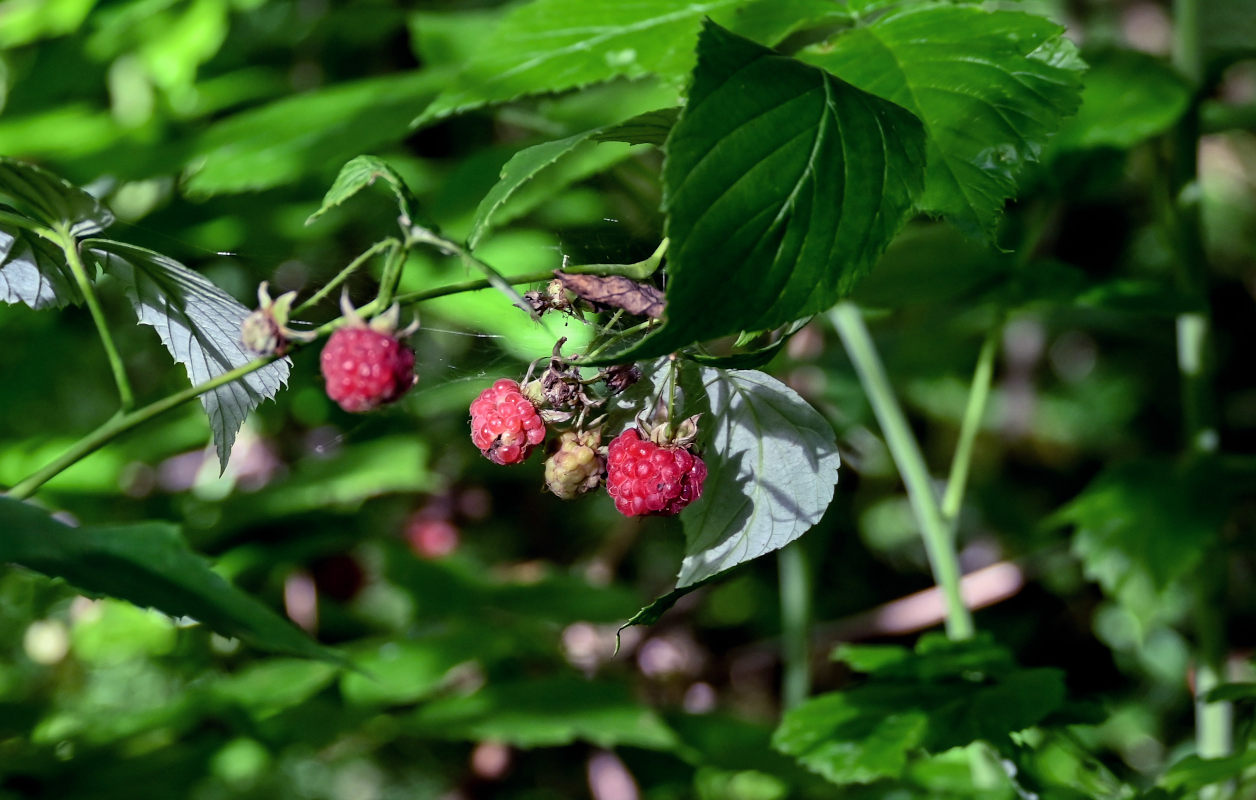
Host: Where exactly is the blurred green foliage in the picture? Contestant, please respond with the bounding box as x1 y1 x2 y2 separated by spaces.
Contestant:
1 0 1256 798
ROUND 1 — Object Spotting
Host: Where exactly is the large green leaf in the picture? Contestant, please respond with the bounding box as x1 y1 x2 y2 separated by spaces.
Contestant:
85 239 290 472
676 366 840 588
773 635 1066 786
801 3 1084 240
413 0 746 127
608 21 924 362
0 497 341 664
1055 459 1232 600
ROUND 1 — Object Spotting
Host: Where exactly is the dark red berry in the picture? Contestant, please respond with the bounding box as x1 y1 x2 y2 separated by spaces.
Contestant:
320 327 416 412
469 379 547 465
605 428 707 516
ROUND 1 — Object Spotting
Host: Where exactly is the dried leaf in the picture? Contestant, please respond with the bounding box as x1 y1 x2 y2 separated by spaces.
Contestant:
555 271 664 319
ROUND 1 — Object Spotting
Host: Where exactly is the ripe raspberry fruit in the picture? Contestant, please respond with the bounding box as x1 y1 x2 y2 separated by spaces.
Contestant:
544 430 604 499
320 296 417 413
470 379 547 465
605 428 707 516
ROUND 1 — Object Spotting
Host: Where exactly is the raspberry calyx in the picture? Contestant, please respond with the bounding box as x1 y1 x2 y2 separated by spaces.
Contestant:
241 282 317 356
605 426 707 517
470 379 547 465
319 295 418 413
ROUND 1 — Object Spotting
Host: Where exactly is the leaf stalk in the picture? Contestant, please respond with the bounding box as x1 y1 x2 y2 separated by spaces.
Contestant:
830 302 974 640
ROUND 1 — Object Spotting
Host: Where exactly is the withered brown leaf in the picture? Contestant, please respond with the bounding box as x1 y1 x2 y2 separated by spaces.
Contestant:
554 271 665 319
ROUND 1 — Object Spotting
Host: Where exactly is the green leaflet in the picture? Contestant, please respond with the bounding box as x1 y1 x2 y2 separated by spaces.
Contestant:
801 3 1085 240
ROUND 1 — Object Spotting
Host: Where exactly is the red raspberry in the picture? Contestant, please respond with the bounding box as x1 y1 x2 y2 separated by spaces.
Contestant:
470 379 547 465
605 428 707 516
320 327 416 412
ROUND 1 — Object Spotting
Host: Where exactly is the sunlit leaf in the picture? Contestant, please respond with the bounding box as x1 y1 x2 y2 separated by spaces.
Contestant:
85 239 290 472
801 3 1085 239
306 154 421 227
676 366 839 588
0 157 113 237
414 0 745 127
0 496 343 664
467 131 598 249
0 221 80 310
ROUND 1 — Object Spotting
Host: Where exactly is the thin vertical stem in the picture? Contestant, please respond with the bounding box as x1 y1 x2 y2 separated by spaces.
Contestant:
779 542 811 710
1171 0 1232 774
830 302 974 640
58 230 135 411
941 321 1002 527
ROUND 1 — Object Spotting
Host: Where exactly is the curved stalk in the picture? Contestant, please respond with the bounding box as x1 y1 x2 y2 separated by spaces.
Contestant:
941 321 1002 527
57 228 135 411
830 302 974 640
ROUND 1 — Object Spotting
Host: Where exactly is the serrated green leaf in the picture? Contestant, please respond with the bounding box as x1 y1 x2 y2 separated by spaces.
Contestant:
674 366 840 588
801 3 1085 240
1053 49 1191 151
0 496 343 665
84 239 290 472
0 157 113 237
609 21 925 362
306 154 421 227
413 0 745 127
1056 459 1227 597
595 107 680 147
467 130 600 250
774 638 1066 786
407 677 678 750
0 217 81 310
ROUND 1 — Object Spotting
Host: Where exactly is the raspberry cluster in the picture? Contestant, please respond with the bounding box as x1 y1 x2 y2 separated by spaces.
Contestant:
605 428 707 516
470 379 547 465
468 357 706 516
320 326 416 413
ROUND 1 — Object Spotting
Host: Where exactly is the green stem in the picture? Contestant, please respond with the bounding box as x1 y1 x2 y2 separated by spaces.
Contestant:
7 355 279 500
1172 0 1232 775
940 320 1002 526
779 542 811 710
293 238 398 316
392 270 556 307
374 241 407 309
563 238 669 280
7 269 570 499
407 226 538 319
830 302 974 640
57 228 135 411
